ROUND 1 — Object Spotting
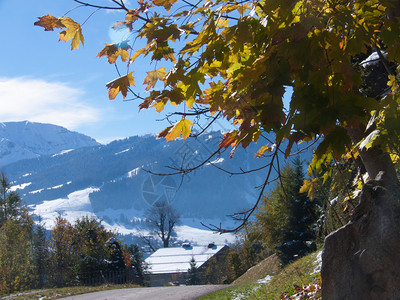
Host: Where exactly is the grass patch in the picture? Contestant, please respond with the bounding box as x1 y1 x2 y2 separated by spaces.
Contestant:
200 250 322 300
1 283 142 300
198 282 263 300
233 254 281 285
251 251 321 299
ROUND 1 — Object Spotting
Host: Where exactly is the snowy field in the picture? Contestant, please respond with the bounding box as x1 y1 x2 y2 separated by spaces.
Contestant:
29 186 237 245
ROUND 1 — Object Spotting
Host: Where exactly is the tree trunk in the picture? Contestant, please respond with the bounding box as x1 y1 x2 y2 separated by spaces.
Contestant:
321 127 400 299
163 238 169 248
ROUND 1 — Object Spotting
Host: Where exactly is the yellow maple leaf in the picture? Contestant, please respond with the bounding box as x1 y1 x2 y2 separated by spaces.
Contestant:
255 144 273 158
143 68 166 91
58 17 84 50
299 178 319 200
152 101 166 113
106 73 135 100
165 118 193 141
152 0 178 11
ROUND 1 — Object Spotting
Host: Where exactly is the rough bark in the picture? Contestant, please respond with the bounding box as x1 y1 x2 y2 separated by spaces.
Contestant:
347 127 398 181
322 172 400 299
321 124 400 299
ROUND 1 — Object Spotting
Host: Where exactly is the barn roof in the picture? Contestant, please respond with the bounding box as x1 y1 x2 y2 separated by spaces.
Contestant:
145 243 227 274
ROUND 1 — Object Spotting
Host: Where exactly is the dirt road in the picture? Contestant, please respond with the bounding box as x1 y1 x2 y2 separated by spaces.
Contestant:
60 285 231 300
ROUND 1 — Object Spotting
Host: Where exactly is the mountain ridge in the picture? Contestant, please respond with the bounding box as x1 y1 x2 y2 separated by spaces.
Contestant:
0 121 99 166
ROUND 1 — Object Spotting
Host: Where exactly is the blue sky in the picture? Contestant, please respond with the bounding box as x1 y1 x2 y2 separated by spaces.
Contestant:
0 0 176 143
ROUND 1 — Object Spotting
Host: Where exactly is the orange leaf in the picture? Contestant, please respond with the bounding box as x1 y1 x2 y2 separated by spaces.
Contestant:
106 73 135 100
58 17 84 50
34 14 64 31
165 118 193 141
219 131 238 149
143 68 166 91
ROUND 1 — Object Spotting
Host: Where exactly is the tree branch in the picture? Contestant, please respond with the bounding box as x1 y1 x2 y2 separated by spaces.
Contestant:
73 0 128 11
201 140 283 233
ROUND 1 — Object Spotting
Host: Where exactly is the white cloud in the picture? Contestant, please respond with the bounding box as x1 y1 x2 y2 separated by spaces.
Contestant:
0 77 101 130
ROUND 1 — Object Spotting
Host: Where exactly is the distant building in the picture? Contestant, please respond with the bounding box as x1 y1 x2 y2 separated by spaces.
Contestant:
145 243 230 286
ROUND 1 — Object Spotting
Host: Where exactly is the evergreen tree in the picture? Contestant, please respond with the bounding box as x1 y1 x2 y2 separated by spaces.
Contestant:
106 237 125 272
186 257 201 285
125 244 148 286
31 220 49 289
0 173 23 227
74 216 112 284
256 158 317 264
0 174 35 295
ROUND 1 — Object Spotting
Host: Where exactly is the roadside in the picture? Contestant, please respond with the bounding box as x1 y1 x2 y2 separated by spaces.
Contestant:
0 284 232 300
60 285 232 300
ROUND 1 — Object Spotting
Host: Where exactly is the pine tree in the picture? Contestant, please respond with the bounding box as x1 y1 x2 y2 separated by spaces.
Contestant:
256 158 317 264
125 244 148 286
106 237 125 272
0 174 35 294
0 173 23 227
31 220 49 289
186 257 201 285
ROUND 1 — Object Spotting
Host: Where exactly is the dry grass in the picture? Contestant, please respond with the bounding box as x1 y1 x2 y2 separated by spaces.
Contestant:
233 254 281 285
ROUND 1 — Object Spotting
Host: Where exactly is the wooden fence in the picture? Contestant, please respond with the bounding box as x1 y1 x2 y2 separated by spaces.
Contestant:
79 269 140 286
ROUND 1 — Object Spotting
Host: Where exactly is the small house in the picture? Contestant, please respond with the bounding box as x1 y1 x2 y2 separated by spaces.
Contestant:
145 243 229 286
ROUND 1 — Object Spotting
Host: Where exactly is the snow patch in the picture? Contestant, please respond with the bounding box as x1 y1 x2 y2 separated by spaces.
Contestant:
257 274 273 284
48 184 64 190
206 158 225 165
51 149 74 157
312 251 322 275
30 189 44 194
32 187 99 229
115 148 131 155
10 182 32 191
127 167 140 178
175 225 236 245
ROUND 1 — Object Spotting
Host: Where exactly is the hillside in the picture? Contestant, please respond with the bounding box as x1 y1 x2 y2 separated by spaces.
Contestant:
1 122 313 245
200 250 322 299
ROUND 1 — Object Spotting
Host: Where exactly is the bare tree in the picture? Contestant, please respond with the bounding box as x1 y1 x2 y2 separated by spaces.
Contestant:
144 201 180 248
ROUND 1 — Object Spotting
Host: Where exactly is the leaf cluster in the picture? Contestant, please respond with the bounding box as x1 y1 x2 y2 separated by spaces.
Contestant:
35 0 400 162
35 0 400 230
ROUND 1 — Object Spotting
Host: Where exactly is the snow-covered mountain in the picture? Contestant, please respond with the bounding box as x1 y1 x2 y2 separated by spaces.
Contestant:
2 123 313 245
0 121 99 166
